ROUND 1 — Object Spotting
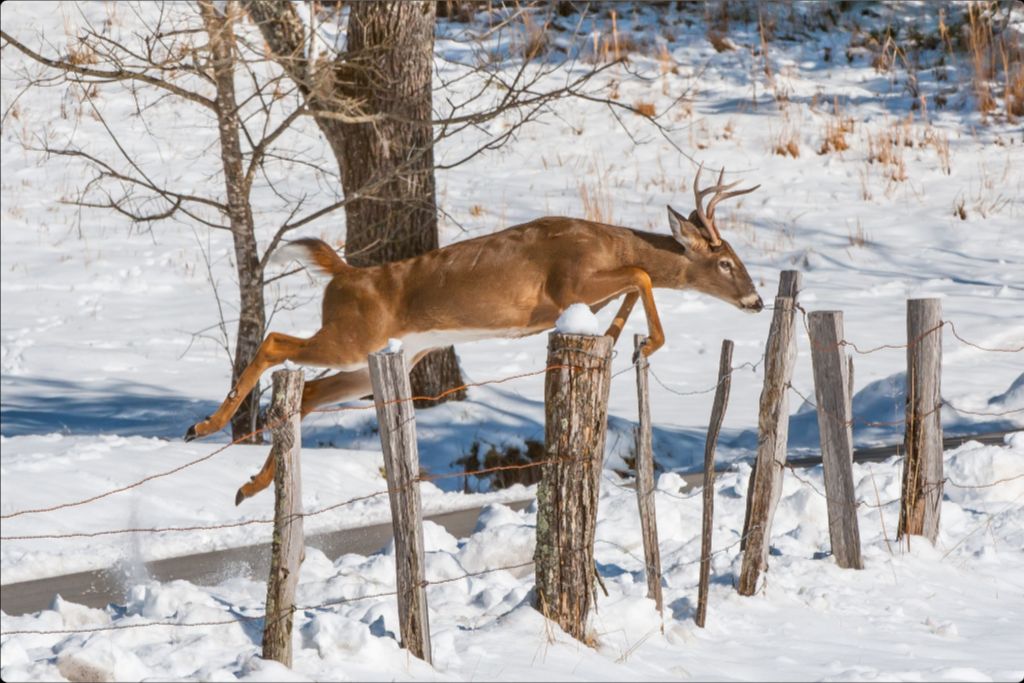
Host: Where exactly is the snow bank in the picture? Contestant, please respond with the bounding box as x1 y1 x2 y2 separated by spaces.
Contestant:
2 438 1022 681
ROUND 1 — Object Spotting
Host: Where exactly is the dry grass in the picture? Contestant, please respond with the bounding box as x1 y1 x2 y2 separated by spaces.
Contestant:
966 3 998 117
819 99 855 155
579 180 614 224
771 115 801 158
848 219 870 247
953 196 968 220
866 118 912 183
585 9 642 64
858 166 872 201
957 2 1023 122
66 40 98 66
580 160 616 224
469 204 484 217
1003 58 1024 120
633 100 656 118
517 11 549 61
922 126 952 175
707 29 736 53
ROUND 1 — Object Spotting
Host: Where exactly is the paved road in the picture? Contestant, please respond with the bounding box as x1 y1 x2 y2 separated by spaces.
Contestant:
0 430 1011 617
0 502 534 618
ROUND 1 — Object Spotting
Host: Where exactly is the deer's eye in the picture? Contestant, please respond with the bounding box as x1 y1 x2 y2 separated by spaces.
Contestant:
719 259 733 273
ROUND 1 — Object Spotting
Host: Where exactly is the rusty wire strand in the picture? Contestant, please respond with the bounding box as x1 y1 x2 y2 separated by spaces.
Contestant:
0 423 278 521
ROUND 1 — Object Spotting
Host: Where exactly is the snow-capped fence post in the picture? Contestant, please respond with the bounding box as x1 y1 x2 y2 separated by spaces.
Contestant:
633 334 664 615
535 331 613 642
739 270 801 596
262 369 305 668
696 339 734 628
899 298 943 545
807 311 863 570
368 347 432 664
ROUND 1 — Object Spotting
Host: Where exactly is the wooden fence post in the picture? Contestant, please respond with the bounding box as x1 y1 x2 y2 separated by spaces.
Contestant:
807 311 863 570
633 334 663 615
696 339 734 627
738 273 800 595
899 298 943 545
742 270 801 550
262 369 305 667
535 332 613 642
368 349 432 664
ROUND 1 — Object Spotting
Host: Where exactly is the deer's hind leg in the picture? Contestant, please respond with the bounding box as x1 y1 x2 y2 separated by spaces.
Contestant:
185 331 346 442
234 368 372 505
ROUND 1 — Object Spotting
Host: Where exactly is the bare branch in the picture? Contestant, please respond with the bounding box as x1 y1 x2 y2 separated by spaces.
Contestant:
0 28 216 110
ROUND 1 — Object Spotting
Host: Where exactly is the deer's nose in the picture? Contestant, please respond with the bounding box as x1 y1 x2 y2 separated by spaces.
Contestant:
740 293 763 312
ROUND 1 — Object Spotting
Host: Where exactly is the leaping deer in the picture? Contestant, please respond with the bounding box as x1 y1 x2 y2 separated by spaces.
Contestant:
186 164 764 504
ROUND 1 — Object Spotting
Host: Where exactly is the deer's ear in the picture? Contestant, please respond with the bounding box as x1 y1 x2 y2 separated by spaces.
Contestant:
667 205 707 250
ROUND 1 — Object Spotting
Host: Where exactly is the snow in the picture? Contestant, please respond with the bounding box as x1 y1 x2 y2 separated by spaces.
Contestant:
2 437 1022 681
2 1 1024 681
555 303 601 336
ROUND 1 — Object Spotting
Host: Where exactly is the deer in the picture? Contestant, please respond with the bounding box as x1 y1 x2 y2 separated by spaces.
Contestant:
185 164 764 505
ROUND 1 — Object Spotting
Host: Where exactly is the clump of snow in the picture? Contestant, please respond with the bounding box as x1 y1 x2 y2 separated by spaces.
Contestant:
384 338 402 353
555 303 600 336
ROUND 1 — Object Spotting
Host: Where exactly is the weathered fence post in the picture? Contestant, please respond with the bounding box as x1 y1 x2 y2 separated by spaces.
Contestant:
696 339 734 628
535 332 613 642
262 369 305 667
742 271 801 551
632 334 663 615
739 271 800 595
899 298 943 545
368 348 432 664
807 311 863 569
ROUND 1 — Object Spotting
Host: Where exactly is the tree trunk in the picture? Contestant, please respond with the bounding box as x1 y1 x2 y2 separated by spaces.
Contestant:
245 0 465 405
200 1 266 443
337 1 463 404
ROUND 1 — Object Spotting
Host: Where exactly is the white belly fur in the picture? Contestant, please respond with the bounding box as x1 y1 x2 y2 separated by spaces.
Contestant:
326 328 536 371
399 328 528 359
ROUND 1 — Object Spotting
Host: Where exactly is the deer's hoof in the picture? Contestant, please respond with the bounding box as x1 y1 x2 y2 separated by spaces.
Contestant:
235 488 246 506
185 416 212 442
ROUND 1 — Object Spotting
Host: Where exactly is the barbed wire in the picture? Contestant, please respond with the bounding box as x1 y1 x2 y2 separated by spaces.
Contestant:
946 321 1024 353
3 466 1020 635
790 303 1024 356
783 463 1023 508
0 422 277 521
0 362 597 522
0 489 392 542
646 353 765 399
0 558 529 637
784 382 1021 431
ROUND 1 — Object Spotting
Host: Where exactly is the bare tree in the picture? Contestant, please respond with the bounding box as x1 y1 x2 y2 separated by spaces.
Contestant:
1 2 338 441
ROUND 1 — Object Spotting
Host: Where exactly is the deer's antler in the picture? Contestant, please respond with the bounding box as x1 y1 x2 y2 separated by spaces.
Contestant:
692 163 760 246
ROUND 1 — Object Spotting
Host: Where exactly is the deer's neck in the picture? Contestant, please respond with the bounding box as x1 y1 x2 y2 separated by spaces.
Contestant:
625 230 689 289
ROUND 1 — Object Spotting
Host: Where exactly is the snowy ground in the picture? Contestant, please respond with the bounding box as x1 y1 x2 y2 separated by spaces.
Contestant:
2 436 1022 681
2 1 1024 681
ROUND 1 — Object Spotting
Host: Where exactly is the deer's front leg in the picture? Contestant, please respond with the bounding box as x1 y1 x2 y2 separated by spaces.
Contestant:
577 267 664 360
603 291 639 342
